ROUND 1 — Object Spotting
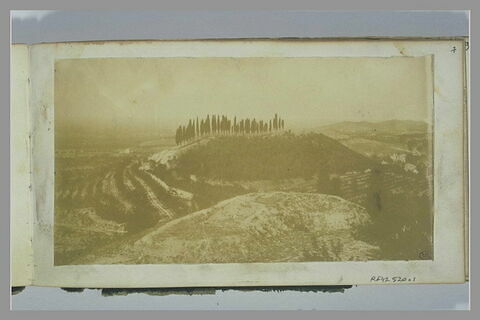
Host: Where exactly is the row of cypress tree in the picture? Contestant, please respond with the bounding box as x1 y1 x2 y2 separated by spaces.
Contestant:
175 114 285 145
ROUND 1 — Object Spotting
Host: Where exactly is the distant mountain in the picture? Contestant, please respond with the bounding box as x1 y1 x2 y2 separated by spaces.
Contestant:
79 192 379 264
318 120 429 137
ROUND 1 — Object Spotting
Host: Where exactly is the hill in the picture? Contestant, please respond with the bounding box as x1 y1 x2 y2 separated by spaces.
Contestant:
170 132 375 181
77 192 379 264
318 120 429 138
316 120 431 161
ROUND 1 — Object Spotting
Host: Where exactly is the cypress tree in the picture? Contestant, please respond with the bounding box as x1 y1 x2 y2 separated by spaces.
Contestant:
212 115 216 134
204 118 207 135
175 126 180 145
190 120 193 139
187 120 192 141
196 117 199 137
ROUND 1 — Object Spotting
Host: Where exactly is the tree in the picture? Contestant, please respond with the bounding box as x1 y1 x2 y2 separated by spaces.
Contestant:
176 114 284 142
196 117 199 138
175 126 181 145
187 120 193 141
206 115 211 135
192 119 196 139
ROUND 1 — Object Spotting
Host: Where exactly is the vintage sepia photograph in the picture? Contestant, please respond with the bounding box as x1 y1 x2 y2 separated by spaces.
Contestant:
54 56 434 266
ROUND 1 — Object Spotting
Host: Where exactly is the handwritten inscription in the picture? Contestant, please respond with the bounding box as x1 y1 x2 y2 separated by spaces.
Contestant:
370 276 416 283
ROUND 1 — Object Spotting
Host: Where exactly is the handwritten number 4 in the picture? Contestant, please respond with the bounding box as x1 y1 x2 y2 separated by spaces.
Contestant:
451 43 469 53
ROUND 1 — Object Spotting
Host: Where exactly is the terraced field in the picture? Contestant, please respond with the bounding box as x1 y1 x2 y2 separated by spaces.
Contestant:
54 140 195 265
54 137 249 265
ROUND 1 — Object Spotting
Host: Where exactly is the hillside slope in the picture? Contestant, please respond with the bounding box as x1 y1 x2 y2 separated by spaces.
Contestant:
318 120 429 137
78 192 379 264
317 120 431 159
169 133 374 181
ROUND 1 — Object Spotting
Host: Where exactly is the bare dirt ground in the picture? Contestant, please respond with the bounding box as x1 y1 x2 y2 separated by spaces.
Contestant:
75 192 379 264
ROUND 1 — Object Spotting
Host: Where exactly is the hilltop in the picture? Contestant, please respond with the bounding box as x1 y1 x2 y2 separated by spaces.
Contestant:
77 192 379 264
167 132 375 181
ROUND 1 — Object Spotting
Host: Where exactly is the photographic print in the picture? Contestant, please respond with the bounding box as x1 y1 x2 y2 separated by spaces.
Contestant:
54 57 434 265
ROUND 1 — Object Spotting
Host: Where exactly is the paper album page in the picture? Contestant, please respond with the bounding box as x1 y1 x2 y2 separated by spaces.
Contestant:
11 44 34 287
28 40 466 287
464 42 470 281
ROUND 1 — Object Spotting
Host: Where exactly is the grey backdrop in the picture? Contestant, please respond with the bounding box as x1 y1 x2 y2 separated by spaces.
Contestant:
11 10 468 44
9 10 470 311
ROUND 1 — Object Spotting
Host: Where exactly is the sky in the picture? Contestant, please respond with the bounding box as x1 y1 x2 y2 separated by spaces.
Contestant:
55 56 432 135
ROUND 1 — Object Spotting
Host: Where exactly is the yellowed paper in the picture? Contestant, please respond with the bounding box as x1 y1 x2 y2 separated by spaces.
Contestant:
11 44 34 286
464 41 470 281
22 40 467 287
